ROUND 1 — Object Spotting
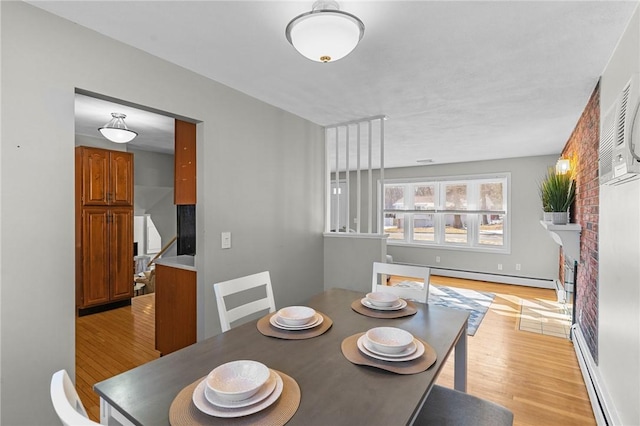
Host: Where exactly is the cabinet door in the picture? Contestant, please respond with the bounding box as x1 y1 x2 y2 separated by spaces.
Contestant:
109 208 134 300
174 119 197 205
155 264 197 355
81 207 110 307
80 147 109 206
110 151 134 206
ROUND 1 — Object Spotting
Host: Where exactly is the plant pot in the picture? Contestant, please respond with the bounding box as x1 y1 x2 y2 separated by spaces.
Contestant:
543 212 554 222
551 211 569 225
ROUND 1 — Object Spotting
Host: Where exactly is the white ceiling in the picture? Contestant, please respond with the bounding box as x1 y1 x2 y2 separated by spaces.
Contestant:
32 1 638 167
75 93 175 154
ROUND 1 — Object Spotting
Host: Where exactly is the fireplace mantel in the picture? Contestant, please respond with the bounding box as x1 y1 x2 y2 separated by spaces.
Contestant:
540 221 581 260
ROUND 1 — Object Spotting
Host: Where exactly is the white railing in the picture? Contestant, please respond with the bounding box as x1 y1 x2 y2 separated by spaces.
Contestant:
325 116 386 234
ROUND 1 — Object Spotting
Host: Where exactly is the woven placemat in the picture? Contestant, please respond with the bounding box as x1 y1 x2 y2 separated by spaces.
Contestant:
341 333 437 374
257 312 332 339
169 370 300 426
350 299 418 319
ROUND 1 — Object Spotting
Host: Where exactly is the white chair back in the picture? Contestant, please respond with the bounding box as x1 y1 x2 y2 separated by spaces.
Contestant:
214 271 276 332
50 369 100 426
371 262 431 303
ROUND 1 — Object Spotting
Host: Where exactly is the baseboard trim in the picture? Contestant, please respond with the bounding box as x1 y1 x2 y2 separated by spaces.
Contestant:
572 324 619 425
78 299 132 317
394 263 555 289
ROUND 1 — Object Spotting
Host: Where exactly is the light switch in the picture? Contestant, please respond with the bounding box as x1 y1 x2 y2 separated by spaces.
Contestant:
221 232 231 249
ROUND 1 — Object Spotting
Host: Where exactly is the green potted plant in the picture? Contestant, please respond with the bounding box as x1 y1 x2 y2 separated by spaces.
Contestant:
540 167 576 224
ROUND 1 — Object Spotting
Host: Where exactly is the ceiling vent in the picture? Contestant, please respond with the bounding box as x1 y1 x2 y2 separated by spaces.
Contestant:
599 74 640 186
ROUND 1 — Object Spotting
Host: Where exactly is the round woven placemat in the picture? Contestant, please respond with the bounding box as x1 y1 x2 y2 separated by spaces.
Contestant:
169 370 300 426
350 299 418 319
341 333 437 374
257 312 332 339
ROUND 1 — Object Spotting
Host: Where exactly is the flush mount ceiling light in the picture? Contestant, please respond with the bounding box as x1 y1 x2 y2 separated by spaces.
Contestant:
98 113 138 143
285 0 364 63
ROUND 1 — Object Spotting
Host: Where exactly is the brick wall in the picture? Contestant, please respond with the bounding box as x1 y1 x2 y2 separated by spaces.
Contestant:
560 83 600 363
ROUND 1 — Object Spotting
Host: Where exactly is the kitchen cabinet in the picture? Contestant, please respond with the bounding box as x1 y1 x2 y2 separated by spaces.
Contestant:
76 146 134 310
79 146 133 206
174 119 196 205
155 260 197 355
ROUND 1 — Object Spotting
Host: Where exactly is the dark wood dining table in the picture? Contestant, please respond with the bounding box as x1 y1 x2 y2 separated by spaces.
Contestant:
95 288 469 426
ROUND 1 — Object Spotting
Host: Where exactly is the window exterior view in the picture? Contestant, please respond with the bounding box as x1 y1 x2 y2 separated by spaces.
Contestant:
383 175 509 252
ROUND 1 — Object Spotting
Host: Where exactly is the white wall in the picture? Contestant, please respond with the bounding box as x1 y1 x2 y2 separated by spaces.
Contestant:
349 155 561 283
0 2 324 424
597 5 640 424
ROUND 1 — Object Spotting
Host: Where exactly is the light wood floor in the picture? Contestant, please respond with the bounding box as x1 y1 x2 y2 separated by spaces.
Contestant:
76 293 160 421
75 278 595 425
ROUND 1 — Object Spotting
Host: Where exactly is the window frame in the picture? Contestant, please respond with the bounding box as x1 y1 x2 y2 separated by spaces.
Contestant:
382 173 511 254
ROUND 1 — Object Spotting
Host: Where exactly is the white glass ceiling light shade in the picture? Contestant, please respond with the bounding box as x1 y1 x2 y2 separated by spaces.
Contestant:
286 1 364 63
98 113 138 143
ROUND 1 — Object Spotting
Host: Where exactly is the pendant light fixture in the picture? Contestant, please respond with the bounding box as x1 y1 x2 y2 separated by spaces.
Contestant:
285 0 364 63
98 113 138 143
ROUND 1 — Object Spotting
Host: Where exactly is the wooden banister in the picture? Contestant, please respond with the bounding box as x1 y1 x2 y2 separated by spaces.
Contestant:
148 236 178 266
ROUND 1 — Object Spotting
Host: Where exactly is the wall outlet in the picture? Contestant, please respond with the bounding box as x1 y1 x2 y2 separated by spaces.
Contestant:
516 263 521 271
435 256 441 263
497 264 503 271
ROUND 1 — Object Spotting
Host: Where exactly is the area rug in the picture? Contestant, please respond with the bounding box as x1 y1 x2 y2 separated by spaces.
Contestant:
428 285 495 336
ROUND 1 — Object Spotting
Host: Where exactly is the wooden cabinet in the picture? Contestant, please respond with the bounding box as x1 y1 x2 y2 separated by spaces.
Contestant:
76 147 134 310
155 264 197 355
174 119 196 205
79 147 133 206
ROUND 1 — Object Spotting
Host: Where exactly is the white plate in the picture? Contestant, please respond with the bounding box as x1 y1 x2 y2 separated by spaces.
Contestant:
274 313 321 329
270 313 323 330
362 335 417 358
205 369 278 409
360 298 407 311
193 370 284 418
357 335 425 362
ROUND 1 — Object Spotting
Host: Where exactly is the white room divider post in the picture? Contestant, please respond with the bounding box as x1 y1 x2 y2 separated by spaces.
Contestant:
325 116 385 235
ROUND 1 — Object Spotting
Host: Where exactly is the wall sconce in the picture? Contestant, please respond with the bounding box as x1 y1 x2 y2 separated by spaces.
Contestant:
556 158 571 175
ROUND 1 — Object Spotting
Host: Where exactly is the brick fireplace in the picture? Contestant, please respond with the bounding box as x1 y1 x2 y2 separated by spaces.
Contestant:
559 83 600 363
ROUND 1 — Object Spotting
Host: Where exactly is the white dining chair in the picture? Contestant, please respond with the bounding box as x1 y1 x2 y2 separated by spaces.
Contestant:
50 369 101 426
213 271 276 332
371 262 431 303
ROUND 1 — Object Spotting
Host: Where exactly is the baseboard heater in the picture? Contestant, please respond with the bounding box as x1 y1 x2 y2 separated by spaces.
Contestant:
572 324 618 425
397 263 555 289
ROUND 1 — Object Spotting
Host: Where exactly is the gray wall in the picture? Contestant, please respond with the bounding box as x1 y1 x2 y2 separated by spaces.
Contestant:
323 234 387 292
0 2 324 424
347 155 561 282
596 5 640 424
76 133 127 152
129 147 177 250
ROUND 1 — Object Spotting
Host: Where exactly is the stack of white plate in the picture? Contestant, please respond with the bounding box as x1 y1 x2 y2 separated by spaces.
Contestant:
270 306 323 330
192 360 284 418
357 327 425 362
361 292 407 311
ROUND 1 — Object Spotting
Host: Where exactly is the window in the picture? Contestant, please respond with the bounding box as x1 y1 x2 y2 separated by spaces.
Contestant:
383 174 509 252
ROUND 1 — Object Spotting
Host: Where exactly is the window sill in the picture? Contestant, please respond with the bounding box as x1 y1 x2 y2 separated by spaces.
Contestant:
387 240 510 254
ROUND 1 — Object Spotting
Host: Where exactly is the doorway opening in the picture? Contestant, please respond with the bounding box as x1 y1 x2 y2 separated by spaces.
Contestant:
74 90 195 421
